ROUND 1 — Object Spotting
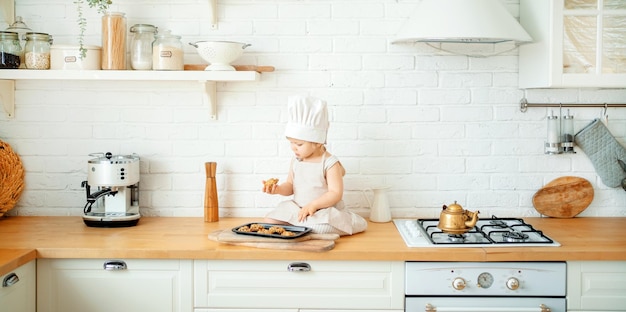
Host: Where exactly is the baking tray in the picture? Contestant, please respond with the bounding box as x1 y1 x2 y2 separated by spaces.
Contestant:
232 223 312 239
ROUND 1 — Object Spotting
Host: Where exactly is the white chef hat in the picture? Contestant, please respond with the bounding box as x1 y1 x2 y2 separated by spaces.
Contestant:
284 95 329 144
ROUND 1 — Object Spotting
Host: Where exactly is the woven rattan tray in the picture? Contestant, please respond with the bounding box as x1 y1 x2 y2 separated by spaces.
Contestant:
0 140 24 217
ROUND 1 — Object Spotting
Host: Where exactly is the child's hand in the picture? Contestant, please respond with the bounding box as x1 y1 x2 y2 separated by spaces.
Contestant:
298 205 318 222
262 178 279 193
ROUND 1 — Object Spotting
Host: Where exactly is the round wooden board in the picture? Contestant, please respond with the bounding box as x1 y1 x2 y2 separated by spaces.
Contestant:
532 176 594 218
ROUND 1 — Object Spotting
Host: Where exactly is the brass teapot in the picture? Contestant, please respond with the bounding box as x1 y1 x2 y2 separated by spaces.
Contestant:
437 201 480 234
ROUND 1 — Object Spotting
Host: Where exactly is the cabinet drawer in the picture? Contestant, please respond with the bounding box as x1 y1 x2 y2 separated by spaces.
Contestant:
567 261 626 311
0 260 35 312
195 310 296 312
38 259 193 312
194 260 404 310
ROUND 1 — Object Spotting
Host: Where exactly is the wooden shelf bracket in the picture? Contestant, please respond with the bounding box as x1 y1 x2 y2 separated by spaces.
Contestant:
0 80 15 118
201 81 218 120
209 0 218 29
0 0 14 25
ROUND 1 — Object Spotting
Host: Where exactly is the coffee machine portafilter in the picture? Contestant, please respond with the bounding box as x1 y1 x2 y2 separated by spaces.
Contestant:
82 152 140 227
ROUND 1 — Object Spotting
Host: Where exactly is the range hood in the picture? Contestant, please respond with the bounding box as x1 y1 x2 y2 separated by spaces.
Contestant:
392 0 532 44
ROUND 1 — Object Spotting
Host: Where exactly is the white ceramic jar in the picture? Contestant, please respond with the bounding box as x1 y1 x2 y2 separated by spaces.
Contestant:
50 45 101 70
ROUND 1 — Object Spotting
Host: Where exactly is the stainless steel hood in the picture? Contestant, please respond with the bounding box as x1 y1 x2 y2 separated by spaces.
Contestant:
392 0 532 44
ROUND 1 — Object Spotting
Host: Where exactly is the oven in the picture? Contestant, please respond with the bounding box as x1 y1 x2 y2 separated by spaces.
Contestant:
395 217 566 311
405 262 566 312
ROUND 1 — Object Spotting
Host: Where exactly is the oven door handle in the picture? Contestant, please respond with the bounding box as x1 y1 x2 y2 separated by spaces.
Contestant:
425 303 551 312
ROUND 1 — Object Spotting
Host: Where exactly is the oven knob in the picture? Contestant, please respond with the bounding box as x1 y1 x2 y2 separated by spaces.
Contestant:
452 277 466 290
506 277 520 290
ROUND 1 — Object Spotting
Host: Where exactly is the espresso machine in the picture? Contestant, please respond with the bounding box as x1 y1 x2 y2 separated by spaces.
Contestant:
82 152 140 227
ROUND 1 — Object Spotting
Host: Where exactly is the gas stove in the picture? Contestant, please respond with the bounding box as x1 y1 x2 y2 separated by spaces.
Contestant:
394 216 560 247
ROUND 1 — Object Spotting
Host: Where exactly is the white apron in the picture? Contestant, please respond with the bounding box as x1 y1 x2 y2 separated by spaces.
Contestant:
264 155 367 235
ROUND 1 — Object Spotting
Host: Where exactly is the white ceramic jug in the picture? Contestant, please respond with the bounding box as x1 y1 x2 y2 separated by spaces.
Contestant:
363 186 391 223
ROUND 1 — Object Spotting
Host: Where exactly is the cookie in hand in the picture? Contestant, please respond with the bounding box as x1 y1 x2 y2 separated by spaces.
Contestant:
264 178 279 188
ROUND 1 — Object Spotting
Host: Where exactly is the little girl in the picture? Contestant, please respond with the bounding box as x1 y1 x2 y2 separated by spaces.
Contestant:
262 96 367 236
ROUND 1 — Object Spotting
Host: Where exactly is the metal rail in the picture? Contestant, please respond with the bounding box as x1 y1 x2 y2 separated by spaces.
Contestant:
519 98 626 112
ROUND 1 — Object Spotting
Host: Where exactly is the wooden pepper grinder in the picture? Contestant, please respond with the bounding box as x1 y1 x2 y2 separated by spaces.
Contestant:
204 162 219 222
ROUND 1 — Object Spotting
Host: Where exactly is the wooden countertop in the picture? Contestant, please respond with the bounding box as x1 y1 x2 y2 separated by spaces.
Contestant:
0 216 625 275
0 249 37 277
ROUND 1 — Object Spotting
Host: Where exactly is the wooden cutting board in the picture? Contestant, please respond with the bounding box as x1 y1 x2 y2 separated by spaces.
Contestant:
532 176 594 218
208 230 336 252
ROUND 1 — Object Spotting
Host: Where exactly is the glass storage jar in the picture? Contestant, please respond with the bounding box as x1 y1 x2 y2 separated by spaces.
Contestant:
24 32 51 69
5 16 31 68
101 12 127 70
0 31 22 69
152 30 183 70
130 24 157 70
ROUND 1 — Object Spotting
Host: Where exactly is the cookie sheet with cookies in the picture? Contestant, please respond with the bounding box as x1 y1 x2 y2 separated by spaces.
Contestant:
232 222 311 239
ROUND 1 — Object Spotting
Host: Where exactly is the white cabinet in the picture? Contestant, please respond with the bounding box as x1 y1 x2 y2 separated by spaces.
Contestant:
37 258 193 312
0 260 36 312
519 0 626 88
196 310 402 312
196 310 296 312
193 260 404 311
567 261 626 311
300 310 403 312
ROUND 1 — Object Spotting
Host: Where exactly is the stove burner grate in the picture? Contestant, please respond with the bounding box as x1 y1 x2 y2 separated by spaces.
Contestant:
447 234 466 243
502 231 530 242
416 216 557 245
419 221 492 245
488 219 508 228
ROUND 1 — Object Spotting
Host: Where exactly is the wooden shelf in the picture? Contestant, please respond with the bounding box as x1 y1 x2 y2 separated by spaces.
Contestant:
0 69 259 81
0 69 260 120
0 0 235 119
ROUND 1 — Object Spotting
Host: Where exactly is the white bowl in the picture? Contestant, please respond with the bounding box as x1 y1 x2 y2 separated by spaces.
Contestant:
189 41 251 71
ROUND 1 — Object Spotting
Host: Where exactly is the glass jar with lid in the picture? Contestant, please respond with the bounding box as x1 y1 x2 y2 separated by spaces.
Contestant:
152 30 184 70
24 32 51 69
0 31 22 69
101 12 127 70
6 16 31 68
130 24 157 70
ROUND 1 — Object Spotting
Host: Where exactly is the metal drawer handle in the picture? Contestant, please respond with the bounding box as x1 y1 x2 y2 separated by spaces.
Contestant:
103 260 127 271
425 303 551 312
2 273 19 287
287 262 311 272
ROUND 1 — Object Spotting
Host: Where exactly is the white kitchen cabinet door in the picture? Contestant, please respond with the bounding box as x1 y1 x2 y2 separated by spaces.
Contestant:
567 261 626 311
301 310 403 312
519 0 626 88
37 258 193 312
193 309 299 312
0 260 35 312
193 260 404 310
194 309 402 312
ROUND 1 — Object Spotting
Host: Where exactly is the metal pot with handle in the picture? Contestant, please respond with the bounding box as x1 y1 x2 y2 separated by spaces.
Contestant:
437 201 479 234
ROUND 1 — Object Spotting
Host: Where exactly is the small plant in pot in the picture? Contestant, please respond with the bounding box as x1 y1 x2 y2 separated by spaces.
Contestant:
74 0 112 58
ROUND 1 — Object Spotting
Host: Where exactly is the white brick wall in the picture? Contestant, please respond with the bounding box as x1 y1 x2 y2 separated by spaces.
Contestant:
1 0 625 219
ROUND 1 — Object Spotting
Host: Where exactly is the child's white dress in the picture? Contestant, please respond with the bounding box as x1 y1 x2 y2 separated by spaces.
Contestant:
264 155 367 236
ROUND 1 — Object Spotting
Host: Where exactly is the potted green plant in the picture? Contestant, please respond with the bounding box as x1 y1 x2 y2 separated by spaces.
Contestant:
74 0 112 58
